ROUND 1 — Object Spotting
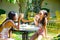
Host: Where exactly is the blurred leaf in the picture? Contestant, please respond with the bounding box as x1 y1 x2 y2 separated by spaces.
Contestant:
0 9 6 15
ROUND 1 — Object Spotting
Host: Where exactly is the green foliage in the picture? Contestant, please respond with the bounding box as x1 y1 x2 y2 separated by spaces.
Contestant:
0 9 6 15
12 32 22 40
0 14 6 24
53 36 60 40
8 0 16 4
28 12 36 21
27 0 43 13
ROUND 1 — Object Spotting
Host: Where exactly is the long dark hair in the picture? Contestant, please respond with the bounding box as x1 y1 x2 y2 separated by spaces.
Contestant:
0 11 16 27
41 8 50 17
38 11 48 26
38 8 49 26
8 11 16 20
38 17 45 26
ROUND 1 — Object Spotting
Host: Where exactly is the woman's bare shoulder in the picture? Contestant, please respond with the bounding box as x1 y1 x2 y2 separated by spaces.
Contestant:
7 20 13 22
2 20 14 27
5 20 14 24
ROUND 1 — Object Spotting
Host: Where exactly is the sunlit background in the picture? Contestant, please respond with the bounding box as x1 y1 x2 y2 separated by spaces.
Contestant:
0 0 60 40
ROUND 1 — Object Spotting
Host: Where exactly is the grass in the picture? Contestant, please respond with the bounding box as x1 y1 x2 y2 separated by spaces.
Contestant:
11 28 59 40
12 29 59 40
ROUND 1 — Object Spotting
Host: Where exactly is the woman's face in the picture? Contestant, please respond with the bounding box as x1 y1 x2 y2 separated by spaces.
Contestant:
13 15 17 20
39 11 44 20
13 13 18 20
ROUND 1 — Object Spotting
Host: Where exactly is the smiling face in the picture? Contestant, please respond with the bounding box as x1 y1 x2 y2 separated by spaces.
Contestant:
39 11 44 20
15 13 19 21
13 14 17 20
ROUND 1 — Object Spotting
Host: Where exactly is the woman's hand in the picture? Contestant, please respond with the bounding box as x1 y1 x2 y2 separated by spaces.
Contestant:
17 15 21 30
18 15 21 21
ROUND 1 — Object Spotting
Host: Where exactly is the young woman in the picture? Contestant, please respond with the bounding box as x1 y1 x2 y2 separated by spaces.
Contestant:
30 10 49 40
0 11 20 40
8 13 32 39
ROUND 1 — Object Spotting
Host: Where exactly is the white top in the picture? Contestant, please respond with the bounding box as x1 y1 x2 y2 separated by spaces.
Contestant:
0 28 10 39
0 20 14 39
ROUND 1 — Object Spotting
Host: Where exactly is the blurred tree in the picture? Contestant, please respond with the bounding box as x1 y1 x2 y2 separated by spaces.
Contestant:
7 0 27 13
7 0 44 18
3 0 44 13
32 0 44 13
0 9 6 15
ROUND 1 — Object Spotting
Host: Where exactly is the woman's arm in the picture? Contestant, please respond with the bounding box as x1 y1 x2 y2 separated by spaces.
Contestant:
21 18 32 23
18 15 21 29
34 16 39 26
6 20 19 29
43 18 47 37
